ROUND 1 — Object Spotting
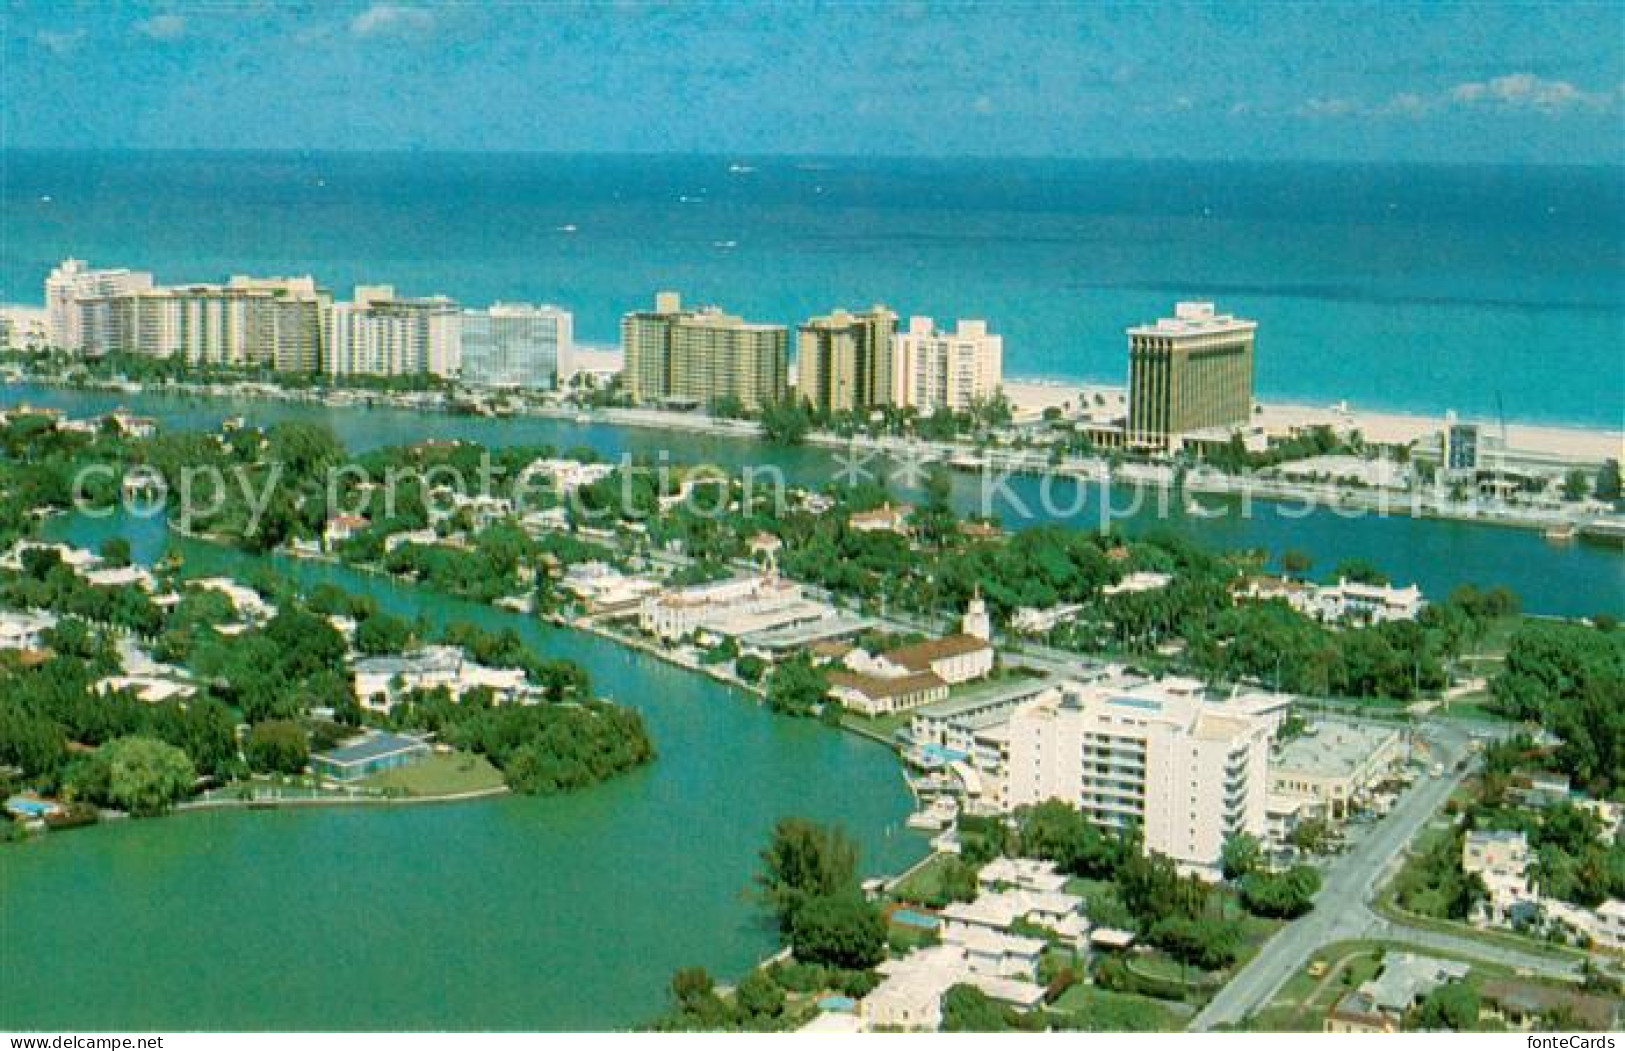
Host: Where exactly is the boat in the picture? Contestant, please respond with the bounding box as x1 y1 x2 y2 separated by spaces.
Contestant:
948 451 985 470
727 163 756 174
556 224 578 233
712 239 737 250
1543 523 1577 543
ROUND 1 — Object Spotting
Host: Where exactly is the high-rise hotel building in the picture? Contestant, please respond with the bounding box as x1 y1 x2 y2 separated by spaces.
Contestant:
109 277 330 371
460 303 573 389
621 292 787 412
46 260 329 371
796 306 898 414
45 259 156 354
891 316 1004 413
326 286 461 379
1004 678 1279 874
1126 302 1256 450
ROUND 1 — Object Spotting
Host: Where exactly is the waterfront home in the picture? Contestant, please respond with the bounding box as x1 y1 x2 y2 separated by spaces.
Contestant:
637 573 816 642
848 501 913 534
104 410 157 438
0 609 55 652
561 561 661 613
517 457 615 496
352 645 530 712
976 857 1069 895
82 564 158 591
1101 570 1173 597
859 943 1045 1031
312 732 431 783
943 925 1045 979
1313 578 1425 624
187 577 276 623
1 540 101 573
940 885 1087 949
382 527 446 553
323 512 370 549
1234 573 1424 626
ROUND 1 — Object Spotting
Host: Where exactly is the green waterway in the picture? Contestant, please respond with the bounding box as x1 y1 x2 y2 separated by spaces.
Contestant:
0 511 927 1030
3 383 1620 616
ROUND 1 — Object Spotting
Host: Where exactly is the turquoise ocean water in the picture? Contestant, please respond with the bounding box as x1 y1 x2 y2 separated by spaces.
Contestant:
3 151 1621 427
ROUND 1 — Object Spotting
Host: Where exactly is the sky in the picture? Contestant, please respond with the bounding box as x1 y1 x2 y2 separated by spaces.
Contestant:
3 1 1623 163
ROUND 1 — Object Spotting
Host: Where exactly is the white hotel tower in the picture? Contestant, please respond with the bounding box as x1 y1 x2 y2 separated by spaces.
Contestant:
1004 678 1280 874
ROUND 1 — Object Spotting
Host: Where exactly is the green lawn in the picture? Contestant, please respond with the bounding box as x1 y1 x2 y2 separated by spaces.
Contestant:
889 852 960 905
359 751 506 796
839 710 912 742
1047 984 1188 1031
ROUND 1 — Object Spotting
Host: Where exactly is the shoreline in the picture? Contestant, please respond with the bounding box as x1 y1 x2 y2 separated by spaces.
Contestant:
10 371 1622 543
571 343 1622 440
997 376 1623 465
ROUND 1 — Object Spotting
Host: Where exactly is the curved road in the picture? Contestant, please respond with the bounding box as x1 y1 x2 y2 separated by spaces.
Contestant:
1191 722 1584 1031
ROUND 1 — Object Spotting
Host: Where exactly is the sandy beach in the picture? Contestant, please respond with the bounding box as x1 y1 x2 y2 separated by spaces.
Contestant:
1000 377 1623 465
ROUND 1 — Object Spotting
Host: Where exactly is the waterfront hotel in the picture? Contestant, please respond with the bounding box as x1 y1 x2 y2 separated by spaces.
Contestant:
796 305 899 413
1126 301 1256 450
622 291 788 412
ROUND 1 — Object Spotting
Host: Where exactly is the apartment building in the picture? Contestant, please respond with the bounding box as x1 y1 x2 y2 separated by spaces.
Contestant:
1004 678 1277 873
892 316 1004 413
621 292 787 411
45 259 156 353
327 285 460 378
796 306 897 413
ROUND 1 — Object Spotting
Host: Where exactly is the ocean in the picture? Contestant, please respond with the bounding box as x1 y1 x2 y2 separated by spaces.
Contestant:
2 150 1621 427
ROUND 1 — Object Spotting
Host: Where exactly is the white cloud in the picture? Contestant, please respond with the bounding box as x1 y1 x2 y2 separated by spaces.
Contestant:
350 3 434 38
1449 73 1611 114
1296 97 1358 118
37 29 86 56
1374 92 1436 119
136 14 188 41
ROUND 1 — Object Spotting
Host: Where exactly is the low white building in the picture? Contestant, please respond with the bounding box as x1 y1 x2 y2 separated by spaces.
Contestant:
352 646 530 711
638 574 807 642
1313 578 1425 624
1102 571 1173 598
187 577 276 623
560 561 661 612
1009 603 1083 635
859 943 1046 1032
1271 720 1407 821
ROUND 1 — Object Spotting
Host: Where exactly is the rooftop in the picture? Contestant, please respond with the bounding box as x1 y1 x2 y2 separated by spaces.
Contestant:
885 633 992 671
1126 301 1257 339
828 669 946 702
1275 720 1403 778
316 732 431 768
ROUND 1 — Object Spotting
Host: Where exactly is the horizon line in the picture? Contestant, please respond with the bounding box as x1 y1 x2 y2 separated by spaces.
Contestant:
3 146 1622 172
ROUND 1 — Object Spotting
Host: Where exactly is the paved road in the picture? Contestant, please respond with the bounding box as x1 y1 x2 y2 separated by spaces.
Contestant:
1191 725 1583 1031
